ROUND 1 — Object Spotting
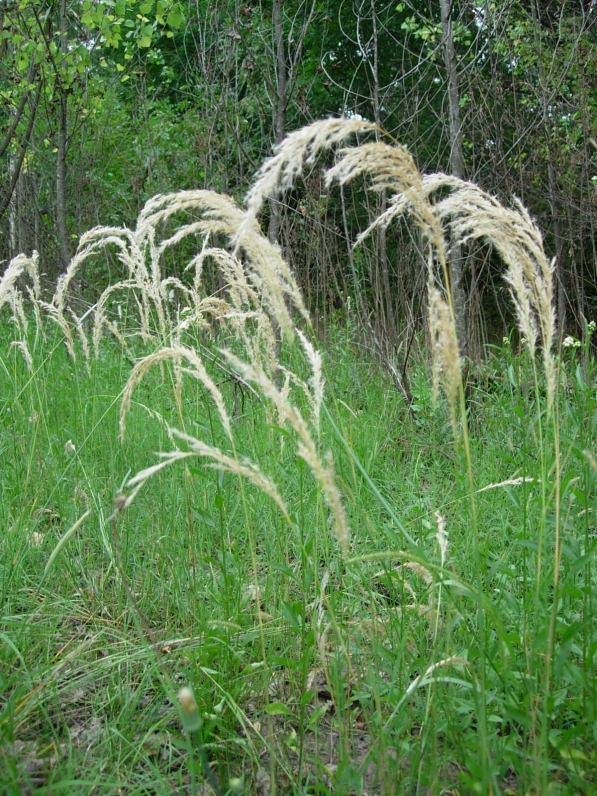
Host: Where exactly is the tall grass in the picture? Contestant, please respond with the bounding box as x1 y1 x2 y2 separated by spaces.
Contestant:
1 118 595 794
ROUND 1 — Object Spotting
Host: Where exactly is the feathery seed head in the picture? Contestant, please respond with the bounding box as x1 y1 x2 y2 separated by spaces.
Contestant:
120 346 232 442
430 175 555 408
0 253 39 308
177 686 202 732
428 283 461 416
8 340 33 370
236 118 379 246
178 686 197 714
435 512 448 567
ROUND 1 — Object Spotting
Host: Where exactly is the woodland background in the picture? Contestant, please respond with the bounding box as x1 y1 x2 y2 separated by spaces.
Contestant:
2 0 597 359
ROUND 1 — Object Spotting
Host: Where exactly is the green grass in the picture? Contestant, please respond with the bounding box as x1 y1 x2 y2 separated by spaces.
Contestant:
1 320 596 795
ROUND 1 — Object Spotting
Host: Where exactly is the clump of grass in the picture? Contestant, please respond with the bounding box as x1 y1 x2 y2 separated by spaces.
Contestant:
3 117 589 795
0 251 42 368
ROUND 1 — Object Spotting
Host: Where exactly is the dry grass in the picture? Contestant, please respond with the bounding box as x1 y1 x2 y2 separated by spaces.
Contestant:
1 118 575 796
0 117 555 554
234 119 555 415
0 252 42 368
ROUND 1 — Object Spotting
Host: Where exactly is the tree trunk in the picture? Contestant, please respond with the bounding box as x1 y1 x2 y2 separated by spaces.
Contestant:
370 0 398 348
0 76 42 224
8 153 17 259
440 0 467 357
268 0 286 245
56 0 70 270
530 0 566 337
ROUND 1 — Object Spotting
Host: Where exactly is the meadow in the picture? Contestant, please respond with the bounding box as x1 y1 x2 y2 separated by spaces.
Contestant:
1 119 596 795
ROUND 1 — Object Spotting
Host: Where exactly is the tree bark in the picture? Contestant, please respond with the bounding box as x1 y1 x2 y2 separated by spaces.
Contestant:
440 0 468 356
0 77 42 223
530 0 566 337
0 64 38 160
268 0 287 245
370 0 398 348
56 0 71 269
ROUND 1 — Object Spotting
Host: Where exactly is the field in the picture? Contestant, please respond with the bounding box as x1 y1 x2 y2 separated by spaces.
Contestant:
1 120 596 794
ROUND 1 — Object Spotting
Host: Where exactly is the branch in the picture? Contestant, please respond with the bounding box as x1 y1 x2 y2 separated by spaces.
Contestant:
0 76 42 222
0 64 39 160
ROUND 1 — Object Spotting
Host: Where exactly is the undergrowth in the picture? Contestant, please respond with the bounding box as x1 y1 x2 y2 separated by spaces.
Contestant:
0 118 596 795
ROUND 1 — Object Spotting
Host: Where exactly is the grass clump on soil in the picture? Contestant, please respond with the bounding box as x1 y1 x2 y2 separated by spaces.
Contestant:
0 118 596 795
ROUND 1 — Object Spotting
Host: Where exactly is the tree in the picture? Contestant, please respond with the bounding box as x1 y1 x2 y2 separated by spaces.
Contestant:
0 0 184 272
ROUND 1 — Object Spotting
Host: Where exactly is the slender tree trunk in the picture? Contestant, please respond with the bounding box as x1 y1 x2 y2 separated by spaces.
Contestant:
268 0 286 245
0 75 42 224
8 154 17 259
341 185 412 404
56 0 70 269
440 0 467 356
0 65 35 160
530 0 566 337
370 0 398 348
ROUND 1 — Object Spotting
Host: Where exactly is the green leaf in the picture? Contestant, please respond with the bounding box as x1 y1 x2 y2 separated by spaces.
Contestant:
559 747 590 762
280 600 303 631
308 703 330 726
16 52 30 72
270 563 298 582
44 511 92 577
300 690 316 705
166 10 183 28
192 507 215 528
264 702 292 716
138 35 152 47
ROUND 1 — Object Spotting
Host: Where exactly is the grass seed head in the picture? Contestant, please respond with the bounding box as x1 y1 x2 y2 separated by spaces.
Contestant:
428 283 461 417
8 340 33 370
237 118 379 245
177 686 202 733
430 175 556 407
120 346 233 442
178 686 198 714
435 512 448 567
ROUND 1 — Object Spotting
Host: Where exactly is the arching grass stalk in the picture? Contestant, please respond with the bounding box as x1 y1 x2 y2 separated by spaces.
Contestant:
3 117 568 790
540 360 562 793
114 120 558 793
455 373 496 791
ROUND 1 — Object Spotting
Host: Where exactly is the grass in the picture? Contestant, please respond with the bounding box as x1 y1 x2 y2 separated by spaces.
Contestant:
1 320 595 794
1 118 596 794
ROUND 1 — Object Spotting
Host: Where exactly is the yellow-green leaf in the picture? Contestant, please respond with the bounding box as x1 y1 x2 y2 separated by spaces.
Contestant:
264 702 291 716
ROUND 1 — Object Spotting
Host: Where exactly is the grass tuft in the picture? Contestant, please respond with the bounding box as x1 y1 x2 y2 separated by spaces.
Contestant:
1 118 595 794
